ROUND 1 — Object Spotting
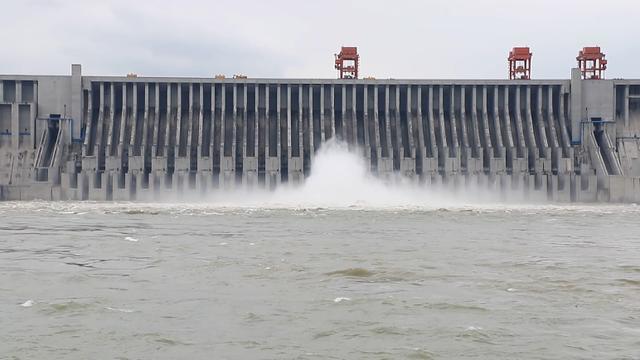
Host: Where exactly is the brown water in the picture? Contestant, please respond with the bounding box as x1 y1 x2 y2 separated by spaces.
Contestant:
1 201 640 359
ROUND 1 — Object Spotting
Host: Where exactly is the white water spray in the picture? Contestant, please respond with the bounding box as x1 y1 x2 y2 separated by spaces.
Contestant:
192 140 505 209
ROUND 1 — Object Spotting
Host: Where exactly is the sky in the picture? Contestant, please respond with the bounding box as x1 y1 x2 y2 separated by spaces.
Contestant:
0 0 637 79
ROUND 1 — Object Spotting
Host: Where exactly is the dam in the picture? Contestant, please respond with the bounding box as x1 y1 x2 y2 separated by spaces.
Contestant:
1 63 640 202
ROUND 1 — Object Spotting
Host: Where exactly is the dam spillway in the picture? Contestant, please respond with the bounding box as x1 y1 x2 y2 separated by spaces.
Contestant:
1 65 640 202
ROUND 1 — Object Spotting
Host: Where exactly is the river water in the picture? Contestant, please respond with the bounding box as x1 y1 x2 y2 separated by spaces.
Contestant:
1 145 639 359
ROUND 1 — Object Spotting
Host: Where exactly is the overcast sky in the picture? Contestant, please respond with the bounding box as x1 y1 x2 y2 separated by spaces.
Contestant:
1 0 637 79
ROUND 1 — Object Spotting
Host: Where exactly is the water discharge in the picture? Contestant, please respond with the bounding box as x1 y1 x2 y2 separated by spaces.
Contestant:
184 140 507 209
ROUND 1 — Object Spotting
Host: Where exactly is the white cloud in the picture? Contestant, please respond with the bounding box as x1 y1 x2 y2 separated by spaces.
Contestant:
0 0 637 78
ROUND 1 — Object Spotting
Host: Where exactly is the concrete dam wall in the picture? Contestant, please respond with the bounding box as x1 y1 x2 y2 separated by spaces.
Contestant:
2 65 640 202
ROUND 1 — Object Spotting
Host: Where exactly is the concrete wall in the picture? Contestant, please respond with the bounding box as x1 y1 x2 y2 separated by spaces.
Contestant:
1 65 640 202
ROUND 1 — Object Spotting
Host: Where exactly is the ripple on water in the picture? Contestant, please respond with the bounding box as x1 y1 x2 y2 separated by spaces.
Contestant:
38 301 96 315
326 268 421 283
326 268 374 277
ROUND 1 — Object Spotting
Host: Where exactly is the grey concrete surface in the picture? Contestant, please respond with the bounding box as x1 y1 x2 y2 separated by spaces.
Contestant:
1 65 640 201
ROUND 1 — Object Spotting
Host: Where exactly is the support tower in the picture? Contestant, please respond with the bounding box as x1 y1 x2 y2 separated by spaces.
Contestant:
577 46 607 80
334 47 359 79
508 47 532 80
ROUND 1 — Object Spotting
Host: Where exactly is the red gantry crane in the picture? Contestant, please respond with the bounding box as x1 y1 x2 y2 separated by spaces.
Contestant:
335 47 359 79
508 47 532 80
577 46 607 79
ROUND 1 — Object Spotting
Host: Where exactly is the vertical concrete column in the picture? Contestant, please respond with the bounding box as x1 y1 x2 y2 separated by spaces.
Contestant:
362 85 370 161
491 86 507 189
513 87 526 162
157 83 171 191
570 68 582 143
130 84 138 154
95 83 105 164
112 83 127 199
351 84 357 147
214 83 216 162
547 87 561 176
285 85 292 180
394 86 403 161
492 87 504 157
241 84 248 162
128 83 140 199
11 86 19 150
449 87 459 159
265 84 282 190
309 85 315 158
243 83 258 187
546 87 560 151
416 86 427 179
107 83 116 160
330 85 336 139
175 84 184 162
390 86 400 161
254 84 260 165
458 86 470 175
219 84 226 159
92 83 108 199
265 85 271 185
223 83 236 187
141 84 150 195
240 84 247 175
118 83 127 158
524 87 539 165
149 85 159 193
341 84 347 141
138 82 153 174
198 84 205 159
624 85 630 129
152 84 160 158
443 85 461 188
502 87 516 170
173 84 182 191
373 86 383 174
429 87 439 170
164 83 172 163
78 85 93 199
384 85 394 169
481 86 493 160
319 86 325 143
299 85 305 173
187 84 195 165
16 80 22 103
407 87 415 155
30 82 37 149
470 86 482 174
276 85 282 180
404 86 416 179
82 86 92 156
219 84 228 187
232 84 238 174
438 87 449 176
535 87 550 163
558 87 572 158
11 81 21 150
71 64 82 145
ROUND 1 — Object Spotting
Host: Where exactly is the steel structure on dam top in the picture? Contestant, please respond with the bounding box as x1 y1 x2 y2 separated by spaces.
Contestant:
1 56 640 202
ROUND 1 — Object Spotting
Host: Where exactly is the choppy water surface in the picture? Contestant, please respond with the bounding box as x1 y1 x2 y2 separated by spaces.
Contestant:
2 146 640 359
1 202 639 359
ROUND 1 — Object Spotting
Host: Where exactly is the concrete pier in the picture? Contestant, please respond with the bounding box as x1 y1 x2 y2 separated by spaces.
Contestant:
2 65 640 201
